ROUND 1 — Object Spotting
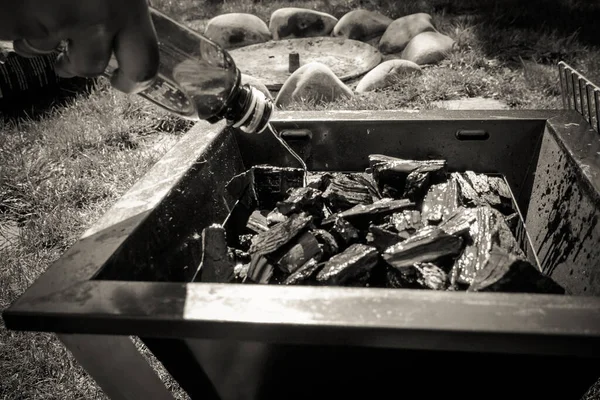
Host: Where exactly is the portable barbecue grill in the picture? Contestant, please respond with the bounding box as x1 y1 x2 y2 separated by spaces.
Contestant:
3 62 600 400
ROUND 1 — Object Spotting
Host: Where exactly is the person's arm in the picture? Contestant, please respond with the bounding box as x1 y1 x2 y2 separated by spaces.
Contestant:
0 0 160 94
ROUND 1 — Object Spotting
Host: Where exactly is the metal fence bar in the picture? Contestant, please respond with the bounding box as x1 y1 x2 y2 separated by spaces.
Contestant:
558 63 567 109
585 83 592 127
595 89 600 133
558 61 600 133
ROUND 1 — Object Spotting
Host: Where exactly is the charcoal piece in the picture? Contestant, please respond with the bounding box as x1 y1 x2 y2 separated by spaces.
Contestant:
252 165 305 210
249 212 312 256
321 173 374 211
452 172 484 207
403 171 430 201
353 172 383 201
246 255 275 284
229 248 251 265
345 272 372 287
421 178 459 226
366 225 405 252
322 198 415 228
276 231 323 274
247 210 270 234
467 246 565 294
385 265 420 289
313 229 339 260
266 209 287 226
414 263 448 290
381 184 401 199
193 224 234 283
276 186 324 219
232 263 250 283
453 172 514 214
238 234 254 252
465 171 504 209
451 206 497 286
452 206 528 286
316 243 379 285
307 172 333 192
382 225 464 269
439 207 477 237
368 154 446 194
391 210 423 238
492 208 526 259
283 258 323 285
329 217 361 247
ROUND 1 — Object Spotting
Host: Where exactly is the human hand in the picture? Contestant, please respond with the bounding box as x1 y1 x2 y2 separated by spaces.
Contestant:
0 0 160 94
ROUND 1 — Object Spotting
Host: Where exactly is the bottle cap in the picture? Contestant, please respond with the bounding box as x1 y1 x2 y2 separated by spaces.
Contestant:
231 85 273 134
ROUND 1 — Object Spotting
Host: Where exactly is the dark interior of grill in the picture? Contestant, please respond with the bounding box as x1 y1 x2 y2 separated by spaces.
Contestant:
94 117 598 297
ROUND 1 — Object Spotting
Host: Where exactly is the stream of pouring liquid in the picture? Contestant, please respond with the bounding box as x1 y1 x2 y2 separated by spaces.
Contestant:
266 123 308 187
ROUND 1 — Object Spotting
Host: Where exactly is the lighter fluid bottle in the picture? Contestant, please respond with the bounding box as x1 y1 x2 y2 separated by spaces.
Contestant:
103 7 273 134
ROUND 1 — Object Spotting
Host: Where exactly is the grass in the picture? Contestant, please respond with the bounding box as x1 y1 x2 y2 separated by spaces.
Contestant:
1 0 600 399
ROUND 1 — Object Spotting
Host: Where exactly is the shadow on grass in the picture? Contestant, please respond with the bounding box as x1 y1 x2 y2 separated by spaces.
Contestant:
439 0 600 60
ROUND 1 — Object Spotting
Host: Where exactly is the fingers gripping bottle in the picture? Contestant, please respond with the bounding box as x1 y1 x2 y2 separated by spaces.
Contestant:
104 7 273 134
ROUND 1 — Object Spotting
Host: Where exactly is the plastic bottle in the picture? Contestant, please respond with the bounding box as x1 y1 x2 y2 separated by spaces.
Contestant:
102 7 273 134
0 8 273 133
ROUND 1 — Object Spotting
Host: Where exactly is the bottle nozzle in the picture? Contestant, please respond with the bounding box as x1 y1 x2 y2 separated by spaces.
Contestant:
229 85 273 134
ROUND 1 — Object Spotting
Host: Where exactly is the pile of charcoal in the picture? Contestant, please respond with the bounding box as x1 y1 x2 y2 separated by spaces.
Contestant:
193 154 565 294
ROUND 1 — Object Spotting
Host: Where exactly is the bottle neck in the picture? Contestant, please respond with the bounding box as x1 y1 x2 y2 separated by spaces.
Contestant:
218 83 273 134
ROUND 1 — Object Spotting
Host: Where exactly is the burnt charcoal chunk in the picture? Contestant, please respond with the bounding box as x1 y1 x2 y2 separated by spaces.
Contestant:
369 154 446 194
385 265 420 289
322 198 415 228
283 258 323 285
383 226 464 269
276 186 324 219
247 210 270 234
316 243 379 285
366 225 405 252
452 172 485 207
421 178 459 226
414 263 448 290
468 246 565 294
322 173 375 211
252 165 305 210
464 171 506 210
403 171 430 201
193 224 234 283
266 209 287 226
232 262 250 282
246 255 275 284
452 206 527 286
276 231 323 274
313 229 339 260
307 172 333 192
451 206 497 286
492 208 525 258
238 234 254 252
439 207 477 237
249 212 313 257
329 217 361 247
352 172 383 201
454 172 514 214
391 210 423 238
229 248 251 265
